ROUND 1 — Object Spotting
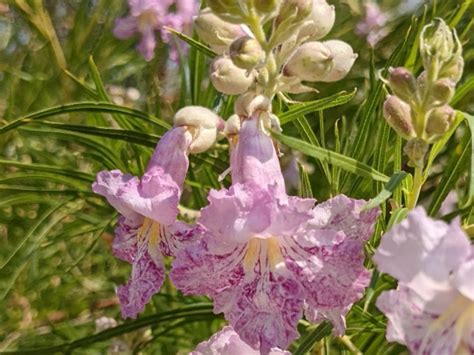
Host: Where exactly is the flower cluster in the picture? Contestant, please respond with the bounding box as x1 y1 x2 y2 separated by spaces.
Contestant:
374 208 473 354
382 18 464 167
194 0 357 99
113 0 198 61
90 4 470 354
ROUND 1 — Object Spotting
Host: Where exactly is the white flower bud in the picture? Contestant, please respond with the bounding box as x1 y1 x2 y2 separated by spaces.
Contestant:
298 0 335 41
429 78 455 106
210 56 255 95
420 18 459 68
319 40 357 82
277 0 313 24
383 95 415 140
230 36 265 70
194 8 245 54
174 106 220 154
439 55 464 83
425 105 455 137
235 93 271 118
285 41 334 81
387 67 417 103
224 114 241 136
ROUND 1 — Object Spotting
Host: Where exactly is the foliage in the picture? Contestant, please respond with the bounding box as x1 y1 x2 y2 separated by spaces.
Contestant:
0 0 472 353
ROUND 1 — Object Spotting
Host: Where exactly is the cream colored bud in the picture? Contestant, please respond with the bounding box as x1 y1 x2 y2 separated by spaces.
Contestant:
194 8 246 54
383 95 415 140
420 18 458 66
285 41 333 81
224 114 241 135
387 67 416 103
207 0 243 22
425 105 455 136
174 106 220 154
253 0 282 15
210 56 254 95
319 40 357 82
234 93 271 117
440 55 464 83
277 0 313 23
298 0 335 40
230 36 265 70
429 78 455 105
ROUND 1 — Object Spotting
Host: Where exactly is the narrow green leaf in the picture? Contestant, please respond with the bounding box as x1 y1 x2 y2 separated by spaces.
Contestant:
293 322 332 355
3 304 215 354
279 89 357 125
428 135 471 216
363 171 408 211
0 102 170 134
459 111 474 207
164 26 217 58
452 75 474 105
0 160 94 182
272 131 389 183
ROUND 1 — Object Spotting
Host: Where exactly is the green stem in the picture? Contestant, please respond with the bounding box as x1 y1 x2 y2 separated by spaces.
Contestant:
407 166 424 209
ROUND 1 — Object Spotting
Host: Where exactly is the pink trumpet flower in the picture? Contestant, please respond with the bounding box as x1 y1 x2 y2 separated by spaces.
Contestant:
374 207 474 354
113 0 197 61
172 114 379 352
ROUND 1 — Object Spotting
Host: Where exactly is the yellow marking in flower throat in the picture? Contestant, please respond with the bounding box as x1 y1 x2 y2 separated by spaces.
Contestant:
137 218 161 247
243 237 284 272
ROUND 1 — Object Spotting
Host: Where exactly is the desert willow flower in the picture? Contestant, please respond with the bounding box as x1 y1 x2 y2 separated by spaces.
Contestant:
113 0 198 61
171 113 379 352
374 207 474 354
92 106 219 318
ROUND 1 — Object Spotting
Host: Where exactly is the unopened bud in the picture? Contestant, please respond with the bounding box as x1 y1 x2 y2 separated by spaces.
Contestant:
425 105 455 137
277 0 313 24
319 40 357 82
210 56 254 95
416 71 428 97
224 114 241 136
404 138 428 168
298 0 335 41
429 78 455 106
440 55 464 83
235 93 271 117
230 36 265 70
194 8 246 54
387 67 416 103
420 18 460 69
383 95 415 139
174 106 220 154
285 41 333 81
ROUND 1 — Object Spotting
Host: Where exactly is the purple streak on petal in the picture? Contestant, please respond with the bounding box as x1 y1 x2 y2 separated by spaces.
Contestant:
113 216 142 263
117 230 165 319
159 220 205 257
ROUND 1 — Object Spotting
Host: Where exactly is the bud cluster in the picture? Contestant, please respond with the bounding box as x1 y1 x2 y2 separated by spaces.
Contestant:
382 19 463 166
194 0 357 112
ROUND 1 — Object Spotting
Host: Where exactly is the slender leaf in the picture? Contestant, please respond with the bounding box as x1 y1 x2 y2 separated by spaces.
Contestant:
279 89 356 125
164 26 217 58
363 171 408 211
293 322 332 355
272 131 389 183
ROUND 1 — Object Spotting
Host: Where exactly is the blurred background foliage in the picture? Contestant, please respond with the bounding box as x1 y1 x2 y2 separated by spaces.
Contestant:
0 0 472 353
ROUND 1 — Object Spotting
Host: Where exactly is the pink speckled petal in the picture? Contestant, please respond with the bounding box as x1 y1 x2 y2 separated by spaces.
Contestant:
190 325 291 355
309 194 380 242
113 216 142 263
376 286 465 354
453 248 474 301
117 226 165 319
159 220 205 257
